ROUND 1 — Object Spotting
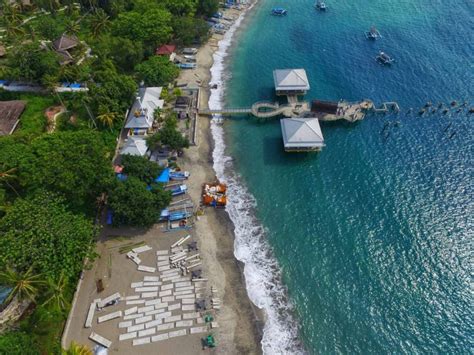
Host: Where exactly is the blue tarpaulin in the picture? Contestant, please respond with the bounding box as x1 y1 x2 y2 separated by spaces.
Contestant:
106 210 113 225
155 168 170 183
116 173 128 181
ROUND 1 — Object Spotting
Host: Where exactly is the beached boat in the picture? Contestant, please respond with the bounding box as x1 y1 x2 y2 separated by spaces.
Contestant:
315 1 327 11
177 63 197 69
168 210 193 221
182 48 198 55
365 26 381 40
170 184 188 196
170 171 190 181
376 51 394 65
271 7 287 16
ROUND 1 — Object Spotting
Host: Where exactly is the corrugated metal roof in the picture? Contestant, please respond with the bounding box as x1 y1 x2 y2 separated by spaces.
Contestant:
120 136 148 156
280 118 324 148
273 69 310 91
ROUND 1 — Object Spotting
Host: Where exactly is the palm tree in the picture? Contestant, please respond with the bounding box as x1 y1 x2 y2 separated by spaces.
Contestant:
43 273 70 311
0 267 44 305
65 20 80 36
90 9 110 37
62 342 93 355
97 110 118 128
0 166 20 197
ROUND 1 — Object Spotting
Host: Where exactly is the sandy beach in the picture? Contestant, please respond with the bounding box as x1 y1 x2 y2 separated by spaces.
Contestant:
62 3 263 354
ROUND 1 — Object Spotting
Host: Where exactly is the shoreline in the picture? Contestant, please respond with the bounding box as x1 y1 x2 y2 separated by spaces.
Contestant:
177 1 265 353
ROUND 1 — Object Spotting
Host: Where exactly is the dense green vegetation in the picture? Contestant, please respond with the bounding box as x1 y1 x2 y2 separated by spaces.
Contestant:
121 154 163 184
108 177 171 227
0 192 96 279
147 115 190 151
0 0 219 352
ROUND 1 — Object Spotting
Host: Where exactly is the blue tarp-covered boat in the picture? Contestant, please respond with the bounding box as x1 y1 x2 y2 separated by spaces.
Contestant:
155 168 170 183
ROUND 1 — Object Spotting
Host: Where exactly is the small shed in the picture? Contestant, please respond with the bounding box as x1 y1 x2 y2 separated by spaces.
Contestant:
156 44 176 61
273 69 310 96
174 96 192 117
280 117 325 152
0 100 26 136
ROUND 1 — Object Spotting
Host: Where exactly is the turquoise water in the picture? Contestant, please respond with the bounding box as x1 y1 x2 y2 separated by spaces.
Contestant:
223 0 473 353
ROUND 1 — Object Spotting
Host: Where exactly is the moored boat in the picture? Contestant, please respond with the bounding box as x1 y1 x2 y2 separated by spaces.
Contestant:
271 7 287 16
365 26 381 40
376 51 394 65
315 1 327 11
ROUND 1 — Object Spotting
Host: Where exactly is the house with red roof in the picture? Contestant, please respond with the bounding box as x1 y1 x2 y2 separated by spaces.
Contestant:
156 44 176 62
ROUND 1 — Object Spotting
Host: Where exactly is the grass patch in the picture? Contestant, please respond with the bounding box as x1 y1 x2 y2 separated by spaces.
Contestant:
0 91 58 135
17 94 57 134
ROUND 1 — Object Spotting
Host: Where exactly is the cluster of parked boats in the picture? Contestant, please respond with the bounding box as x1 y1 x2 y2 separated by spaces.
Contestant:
271 1 327 16
270 3 395 66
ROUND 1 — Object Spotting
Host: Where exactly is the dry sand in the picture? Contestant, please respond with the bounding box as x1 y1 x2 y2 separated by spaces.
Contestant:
63 4 263 355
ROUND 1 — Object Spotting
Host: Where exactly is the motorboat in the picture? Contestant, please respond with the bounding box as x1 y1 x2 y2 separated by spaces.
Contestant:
271 7 287 16
365 26 381 40
315 1 327 11
376 51 394 65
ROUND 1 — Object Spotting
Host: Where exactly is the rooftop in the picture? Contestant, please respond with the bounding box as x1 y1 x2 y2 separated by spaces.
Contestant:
156 44 176 55
273 69 310 92
280 117 324 149
52 34 79 51
125 87 164 130
120 136 148 156
0 100 26 136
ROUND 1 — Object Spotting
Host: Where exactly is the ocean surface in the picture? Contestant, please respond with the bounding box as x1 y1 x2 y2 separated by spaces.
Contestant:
209 0 473 353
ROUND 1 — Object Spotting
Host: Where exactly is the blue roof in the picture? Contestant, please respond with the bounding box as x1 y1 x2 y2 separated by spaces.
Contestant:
155 168 170 183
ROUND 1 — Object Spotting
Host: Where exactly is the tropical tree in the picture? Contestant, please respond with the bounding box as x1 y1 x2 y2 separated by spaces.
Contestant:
108 177 171 227
90 9 110 37
121 155 162 183
112 8 172 45
0 166 20 197
0 267 44 304
62 341 93 355
43 273 70 311
0 191 96 279
17 130 113 213
65 20 80 35
135 56 179 87
96 107 118 128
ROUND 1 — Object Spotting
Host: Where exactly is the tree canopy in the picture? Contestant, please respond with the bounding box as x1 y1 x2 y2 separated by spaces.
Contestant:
135 55 179 87
112 9 172 46
0 191 95 280
0 131 114 213
108 177 171 227
6 42 60 85
121 155 162 184
147 115 189 151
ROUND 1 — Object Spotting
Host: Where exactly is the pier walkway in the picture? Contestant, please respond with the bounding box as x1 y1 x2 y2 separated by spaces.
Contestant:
199 100 310 118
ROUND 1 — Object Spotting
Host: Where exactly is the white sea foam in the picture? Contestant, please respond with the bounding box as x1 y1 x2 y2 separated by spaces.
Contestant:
208 3 304 354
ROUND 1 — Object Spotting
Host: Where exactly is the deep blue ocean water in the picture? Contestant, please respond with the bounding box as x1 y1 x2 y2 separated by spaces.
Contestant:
223 0 473 353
